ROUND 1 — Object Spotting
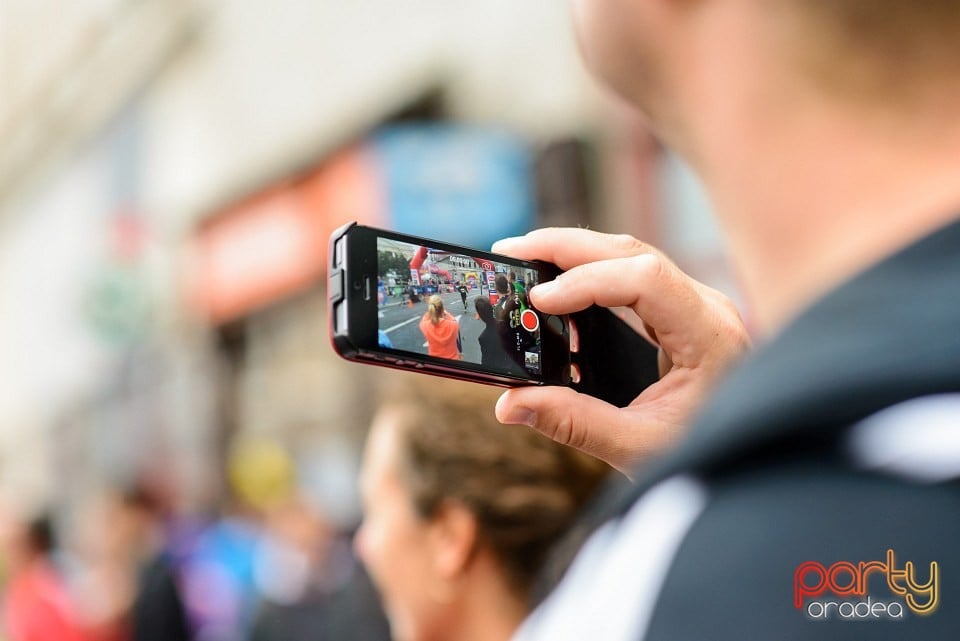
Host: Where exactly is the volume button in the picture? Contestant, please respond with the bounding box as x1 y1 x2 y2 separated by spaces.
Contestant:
329 269 344 303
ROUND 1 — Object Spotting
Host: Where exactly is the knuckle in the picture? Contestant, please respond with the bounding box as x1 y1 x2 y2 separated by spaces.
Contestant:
629 252 666 281
700 286 741 320
716 295 743 320
544 411 577 448
709 298 751 346
610 233 646 254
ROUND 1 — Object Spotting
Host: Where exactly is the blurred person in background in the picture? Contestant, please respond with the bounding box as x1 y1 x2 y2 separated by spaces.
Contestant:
178 440 284 641
0 506 86 641
69 484 192 641
248 494 345 641
117 486 192 641
418 296 461 360
314 563 390 641
70 491 140 641
354 379 611 641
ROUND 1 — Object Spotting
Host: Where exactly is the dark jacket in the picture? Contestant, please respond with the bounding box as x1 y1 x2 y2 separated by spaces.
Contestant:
539 219 960 640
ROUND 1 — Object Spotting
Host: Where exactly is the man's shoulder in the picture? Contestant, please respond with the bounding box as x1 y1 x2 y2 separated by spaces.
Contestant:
644 459 960 641
645 394 960 640
523 395 960 641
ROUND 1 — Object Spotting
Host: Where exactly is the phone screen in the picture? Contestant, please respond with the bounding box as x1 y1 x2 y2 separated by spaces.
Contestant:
376 236 544 378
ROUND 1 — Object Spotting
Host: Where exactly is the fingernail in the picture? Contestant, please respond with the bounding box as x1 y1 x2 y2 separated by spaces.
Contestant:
492 237 521 253
502 407 537 427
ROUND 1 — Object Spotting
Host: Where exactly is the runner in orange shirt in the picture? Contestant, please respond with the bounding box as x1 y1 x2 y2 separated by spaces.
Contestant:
419 295 461 360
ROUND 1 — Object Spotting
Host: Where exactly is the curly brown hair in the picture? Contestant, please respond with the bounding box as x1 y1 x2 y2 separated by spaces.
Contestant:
376 378 611 601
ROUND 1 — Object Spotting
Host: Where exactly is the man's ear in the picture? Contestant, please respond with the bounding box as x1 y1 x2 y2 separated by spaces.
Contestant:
428 499 479 579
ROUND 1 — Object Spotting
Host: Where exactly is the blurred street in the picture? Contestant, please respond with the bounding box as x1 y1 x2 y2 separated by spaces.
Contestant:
0 1 735 639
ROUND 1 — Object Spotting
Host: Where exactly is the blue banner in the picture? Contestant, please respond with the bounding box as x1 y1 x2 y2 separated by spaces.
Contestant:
373 124 535 249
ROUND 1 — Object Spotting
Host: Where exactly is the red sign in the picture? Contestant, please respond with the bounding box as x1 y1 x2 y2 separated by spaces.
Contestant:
189 145 384 324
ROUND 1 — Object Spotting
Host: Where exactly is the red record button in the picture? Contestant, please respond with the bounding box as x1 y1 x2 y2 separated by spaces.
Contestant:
520 309 540 332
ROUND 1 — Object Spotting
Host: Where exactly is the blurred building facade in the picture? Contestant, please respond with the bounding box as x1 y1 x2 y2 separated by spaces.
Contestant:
0 0 736 519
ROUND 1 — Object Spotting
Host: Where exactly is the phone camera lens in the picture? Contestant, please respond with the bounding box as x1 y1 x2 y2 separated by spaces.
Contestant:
353 280 362 291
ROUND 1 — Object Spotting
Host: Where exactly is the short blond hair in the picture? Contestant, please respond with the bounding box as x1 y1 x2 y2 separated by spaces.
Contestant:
782 1 960 100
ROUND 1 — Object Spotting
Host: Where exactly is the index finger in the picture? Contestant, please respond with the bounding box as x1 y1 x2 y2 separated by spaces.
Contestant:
528 253 713 359
494 227 727 314
492 228 667 270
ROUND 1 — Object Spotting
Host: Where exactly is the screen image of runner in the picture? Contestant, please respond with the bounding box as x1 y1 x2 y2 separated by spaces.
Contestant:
375 237 542 377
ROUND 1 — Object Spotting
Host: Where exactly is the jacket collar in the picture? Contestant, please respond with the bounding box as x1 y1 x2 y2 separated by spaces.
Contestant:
535 219 960 598
634 217 960 490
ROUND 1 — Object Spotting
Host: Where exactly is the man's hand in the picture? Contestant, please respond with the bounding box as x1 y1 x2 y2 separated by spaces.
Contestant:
492 228 751 478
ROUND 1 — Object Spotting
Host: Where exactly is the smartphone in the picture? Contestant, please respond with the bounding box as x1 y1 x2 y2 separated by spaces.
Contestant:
329 222 572 387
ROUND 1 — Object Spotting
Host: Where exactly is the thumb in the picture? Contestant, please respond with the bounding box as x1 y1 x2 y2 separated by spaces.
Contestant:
495 387 660 476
